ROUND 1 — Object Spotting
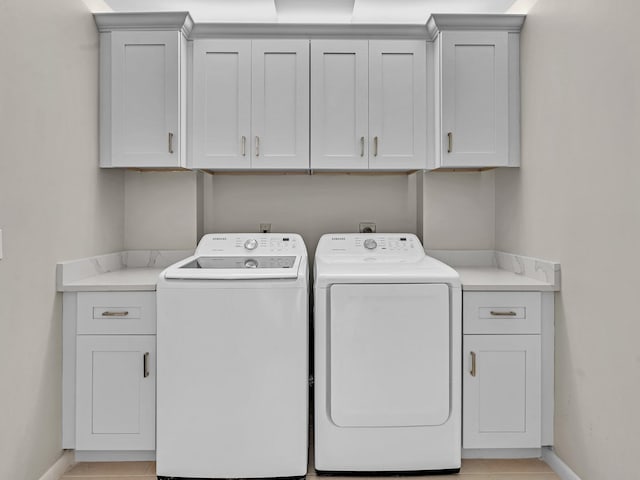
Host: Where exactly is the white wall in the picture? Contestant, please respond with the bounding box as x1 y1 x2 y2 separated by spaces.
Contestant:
124 171 199 250
0 1 125 479
495 0 640 478
421 170 495 250
203 173 418 258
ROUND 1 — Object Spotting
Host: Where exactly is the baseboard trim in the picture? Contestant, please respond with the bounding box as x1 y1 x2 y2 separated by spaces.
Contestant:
462 448 541 459
74 450 156 462
38 451 74 480
542 447 582 480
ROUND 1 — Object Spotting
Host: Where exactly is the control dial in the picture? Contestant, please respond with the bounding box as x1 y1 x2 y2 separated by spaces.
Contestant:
244 239 258 250
364 239 377 250
244 259 258 268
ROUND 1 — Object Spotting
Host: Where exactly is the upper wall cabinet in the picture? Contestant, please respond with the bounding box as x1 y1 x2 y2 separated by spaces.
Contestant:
311 40 427 171
95 13 192 168
190 39 309 170
427 15 524 170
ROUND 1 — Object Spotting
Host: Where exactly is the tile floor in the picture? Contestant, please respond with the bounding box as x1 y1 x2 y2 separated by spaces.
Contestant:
61 458 560 479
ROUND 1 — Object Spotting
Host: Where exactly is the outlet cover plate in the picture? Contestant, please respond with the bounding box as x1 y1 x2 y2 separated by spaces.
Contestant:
359 222 376 233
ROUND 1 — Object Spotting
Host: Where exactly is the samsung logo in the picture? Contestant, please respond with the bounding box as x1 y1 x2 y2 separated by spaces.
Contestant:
210 237 227 241
331 237 346 241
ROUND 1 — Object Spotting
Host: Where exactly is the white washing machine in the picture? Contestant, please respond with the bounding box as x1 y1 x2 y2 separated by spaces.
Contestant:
314 233 461 474
156 233 308 479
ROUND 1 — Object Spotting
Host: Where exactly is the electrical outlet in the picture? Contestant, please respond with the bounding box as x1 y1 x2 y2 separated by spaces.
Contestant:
359 222 376 233
260 223 271 233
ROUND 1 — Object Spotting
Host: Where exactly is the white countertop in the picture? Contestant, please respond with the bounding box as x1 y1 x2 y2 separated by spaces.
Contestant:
454 267 556 291
61 267 164 291
57 249 560 292
57 250 193 292
427 249 560 292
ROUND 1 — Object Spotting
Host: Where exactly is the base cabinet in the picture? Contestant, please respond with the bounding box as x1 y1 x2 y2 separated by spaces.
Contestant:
462 291 549 451
63 291 157 454
76 335 156 450
462 334 540 449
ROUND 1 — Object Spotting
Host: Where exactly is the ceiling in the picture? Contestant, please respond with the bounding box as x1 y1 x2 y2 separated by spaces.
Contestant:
90 0 521 24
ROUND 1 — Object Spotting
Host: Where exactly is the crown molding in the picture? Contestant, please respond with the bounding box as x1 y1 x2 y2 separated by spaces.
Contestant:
426 14 525 40
191 23 429 39
94 12 194 37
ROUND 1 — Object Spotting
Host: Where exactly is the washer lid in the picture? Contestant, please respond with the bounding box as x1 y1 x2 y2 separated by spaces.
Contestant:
163 255 302 280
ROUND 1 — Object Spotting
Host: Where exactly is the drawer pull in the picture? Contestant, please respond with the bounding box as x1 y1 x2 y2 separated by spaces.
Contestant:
490 310 517 316
143 352 150 378
101 311 129 317
470 351 477 377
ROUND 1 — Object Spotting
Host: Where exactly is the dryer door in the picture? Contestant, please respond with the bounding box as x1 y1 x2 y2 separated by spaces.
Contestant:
329 283 450 427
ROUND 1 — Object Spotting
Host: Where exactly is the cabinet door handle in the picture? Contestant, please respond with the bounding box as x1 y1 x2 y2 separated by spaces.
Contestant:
360 136 365 157
143 352 150 378
447 132 453 153
102 311 129 317
470 351 477 377
168 132 174 154
490 310 517 316
374 136 379 157
255 136 260 157
241 136 246 156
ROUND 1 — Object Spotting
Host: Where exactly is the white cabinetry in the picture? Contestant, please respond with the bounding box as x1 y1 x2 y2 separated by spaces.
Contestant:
190 39 309 170
311 40 426 170
462 292 543 450
76 335 156 450
63 291 157 455
95 13 192 168
427 15 524 169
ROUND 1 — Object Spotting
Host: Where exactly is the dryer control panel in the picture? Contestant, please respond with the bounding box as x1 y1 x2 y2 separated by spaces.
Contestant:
318 233 424 261
195 233 306 256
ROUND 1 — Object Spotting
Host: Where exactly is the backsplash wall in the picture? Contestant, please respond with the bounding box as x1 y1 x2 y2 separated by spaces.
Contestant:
123 170 495 257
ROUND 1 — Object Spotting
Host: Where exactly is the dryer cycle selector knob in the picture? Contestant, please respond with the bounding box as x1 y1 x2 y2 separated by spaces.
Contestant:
244 239 258 250
364 239 377 250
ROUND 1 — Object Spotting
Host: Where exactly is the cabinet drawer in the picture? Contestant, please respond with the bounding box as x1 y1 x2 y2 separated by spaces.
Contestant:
77 292 156 334
463 292 541 334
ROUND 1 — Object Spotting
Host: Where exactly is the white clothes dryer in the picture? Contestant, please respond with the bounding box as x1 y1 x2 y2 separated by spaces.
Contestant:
156 233 308 479
313 233 461 474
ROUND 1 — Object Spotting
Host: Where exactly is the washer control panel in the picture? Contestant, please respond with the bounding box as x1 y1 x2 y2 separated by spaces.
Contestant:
319 233 423 259
195 233 305 256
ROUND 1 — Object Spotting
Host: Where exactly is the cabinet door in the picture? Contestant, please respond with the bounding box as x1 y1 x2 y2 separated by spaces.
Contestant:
441 32 509 167
369 41 427 170
191 39 251 169
76 335 155 450
110 31 181 168
311 40 369 170
251 40 309 170
463 334 541 449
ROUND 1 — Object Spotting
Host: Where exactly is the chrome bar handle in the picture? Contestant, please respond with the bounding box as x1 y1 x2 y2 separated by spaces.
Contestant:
470 351 477 377
241 136 246 156
447 132 453 153
360 137 365 157
102 311 129 317
143 352 150 378
490 310 517 316
255 136 260 157
374 136 379 157
168 132 174 154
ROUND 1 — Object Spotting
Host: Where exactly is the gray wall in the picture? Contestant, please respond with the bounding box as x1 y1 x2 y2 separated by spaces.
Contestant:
497 0 640 477
0 0 125 478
